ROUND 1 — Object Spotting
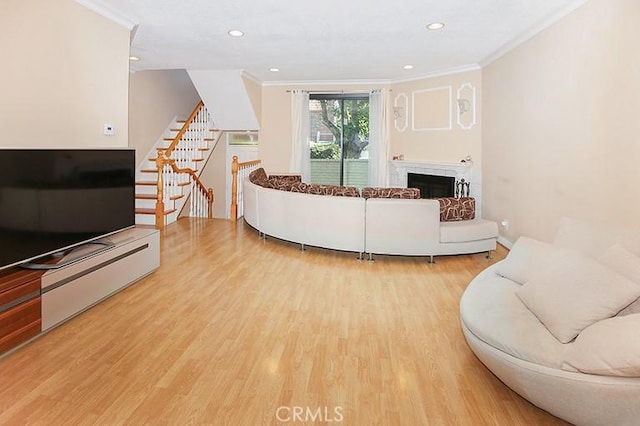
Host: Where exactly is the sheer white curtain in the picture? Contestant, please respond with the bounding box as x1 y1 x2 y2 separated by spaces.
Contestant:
289 90 311 182
368 89 390 187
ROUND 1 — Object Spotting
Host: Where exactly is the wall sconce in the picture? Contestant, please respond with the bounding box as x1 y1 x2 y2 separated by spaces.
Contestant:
457 98 471 116
393 93 408 132
456 83 476 130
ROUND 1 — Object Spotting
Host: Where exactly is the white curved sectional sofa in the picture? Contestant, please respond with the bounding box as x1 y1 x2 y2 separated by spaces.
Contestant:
242 177 498 260
461 218 640 425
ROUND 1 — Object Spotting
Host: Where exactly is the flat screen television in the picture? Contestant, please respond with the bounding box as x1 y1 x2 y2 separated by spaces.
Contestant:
0 149 135 271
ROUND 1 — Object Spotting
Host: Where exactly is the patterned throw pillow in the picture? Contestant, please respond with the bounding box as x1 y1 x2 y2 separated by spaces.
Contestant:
306 184 326 195
268 175 302 183
437 197 476 221
248 167 268 187
321 185 360 197
304 184 360 197
288 182 310 193
265 178 297 191
361 187 420 199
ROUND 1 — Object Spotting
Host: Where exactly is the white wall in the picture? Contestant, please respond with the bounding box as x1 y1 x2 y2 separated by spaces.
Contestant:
257 71 481 177
482 0 640 243
0 0 130 148
390 70 482 167
129 70 201 167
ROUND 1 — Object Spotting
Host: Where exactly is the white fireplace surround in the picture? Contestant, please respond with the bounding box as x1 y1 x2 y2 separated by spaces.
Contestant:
389 160 482 216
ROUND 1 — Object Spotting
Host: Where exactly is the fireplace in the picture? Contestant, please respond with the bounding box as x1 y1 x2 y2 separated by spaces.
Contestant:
408 173 454 198
389 159 481 215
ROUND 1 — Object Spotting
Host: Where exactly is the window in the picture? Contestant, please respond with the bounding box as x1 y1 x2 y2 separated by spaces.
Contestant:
309 94 369 188
227 131 258 145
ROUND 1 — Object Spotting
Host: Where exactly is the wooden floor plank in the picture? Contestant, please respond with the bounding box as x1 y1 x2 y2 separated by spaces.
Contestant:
0 218 568 425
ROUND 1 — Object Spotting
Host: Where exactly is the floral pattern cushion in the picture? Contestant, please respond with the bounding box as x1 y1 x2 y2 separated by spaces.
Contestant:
362 187 420 199
437 197 476 221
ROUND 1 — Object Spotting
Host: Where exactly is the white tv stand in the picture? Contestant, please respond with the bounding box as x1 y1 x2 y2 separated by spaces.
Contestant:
40 227 160 331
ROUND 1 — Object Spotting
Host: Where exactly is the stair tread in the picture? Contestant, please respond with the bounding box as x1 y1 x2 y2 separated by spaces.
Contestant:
137 179 192 187
149 157 204 161
135 208 176 215
141 168 198 172
135 194 183 201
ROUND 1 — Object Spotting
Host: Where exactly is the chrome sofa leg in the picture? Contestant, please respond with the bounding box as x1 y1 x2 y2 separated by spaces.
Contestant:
368 253 374 262
486 250 493 260
357 252 363 261
301 243 306 252
428 255 435 264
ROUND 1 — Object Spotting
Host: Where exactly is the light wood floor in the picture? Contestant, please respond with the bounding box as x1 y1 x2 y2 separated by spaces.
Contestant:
0 218 568 425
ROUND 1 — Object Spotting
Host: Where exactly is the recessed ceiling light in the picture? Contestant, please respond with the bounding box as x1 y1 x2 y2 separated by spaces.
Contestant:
426 22 445 30
269 68 280 72
403 65 414 70
228 29 244 37
129 56 140 61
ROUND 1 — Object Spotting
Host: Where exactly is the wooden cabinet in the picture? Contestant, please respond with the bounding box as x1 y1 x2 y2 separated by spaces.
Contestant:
0 227 160 357
0 269 44 354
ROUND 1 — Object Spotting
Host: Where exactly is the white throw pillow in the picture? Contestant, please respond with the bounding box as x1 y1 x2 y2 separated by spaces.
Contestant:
600 244 640 315
620 298 640 316
601 244 640 281
563 314 640 377
495 237 566 285
516 250 640 343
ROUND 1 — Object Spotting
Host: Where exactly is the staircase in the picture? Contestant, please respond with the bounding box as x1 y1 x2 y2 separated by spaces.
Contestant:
134 101 220 227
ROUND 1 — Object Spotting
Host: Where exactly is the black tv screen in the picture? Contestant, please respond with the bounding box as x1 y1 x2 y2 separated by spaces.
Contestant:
0 149 135 270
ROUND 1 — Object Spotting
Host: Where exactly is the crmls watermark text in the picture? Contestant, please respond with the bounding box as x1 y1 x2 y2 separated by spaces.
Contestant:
275 406 344 423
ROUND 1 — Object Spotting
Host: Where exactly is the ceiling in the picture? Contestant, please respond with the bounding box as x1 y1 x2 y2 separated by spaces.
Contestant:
78 0 588 83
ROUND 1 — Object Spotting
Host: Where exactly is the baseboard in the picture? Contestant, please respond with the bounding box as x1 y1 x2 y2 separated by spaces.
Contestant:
498 235 514 250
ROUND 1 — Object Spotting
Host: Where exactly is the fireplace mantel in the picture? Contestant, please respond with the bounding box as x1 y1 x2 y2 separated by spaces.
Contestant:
389 159 472 174
388 159 482 215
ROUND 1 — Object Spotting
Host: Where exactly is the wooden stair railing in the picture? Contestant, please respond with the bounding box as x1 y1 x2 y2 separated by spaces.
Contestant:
165 100 205 158
155 149 214 228
151 100 216 229
230 155 262 221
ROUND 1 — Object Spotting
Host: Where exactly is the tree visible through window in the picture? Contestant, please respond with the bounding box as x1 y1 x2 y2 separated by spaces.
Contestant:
309 94 369 188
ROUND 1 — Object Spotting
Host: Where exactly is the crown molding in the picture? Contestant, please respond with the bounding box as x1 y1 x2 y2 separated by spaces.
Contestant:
75 0 137 30
261 78 392 87
480 0 589 67
390 64 481 84
259 63 482 87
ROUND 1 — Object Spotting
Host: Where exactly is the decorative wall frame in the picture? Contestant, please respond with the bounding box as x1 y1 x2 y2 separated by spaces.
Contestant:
393 93 408 132
456 83 477 130
411 86 452 131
